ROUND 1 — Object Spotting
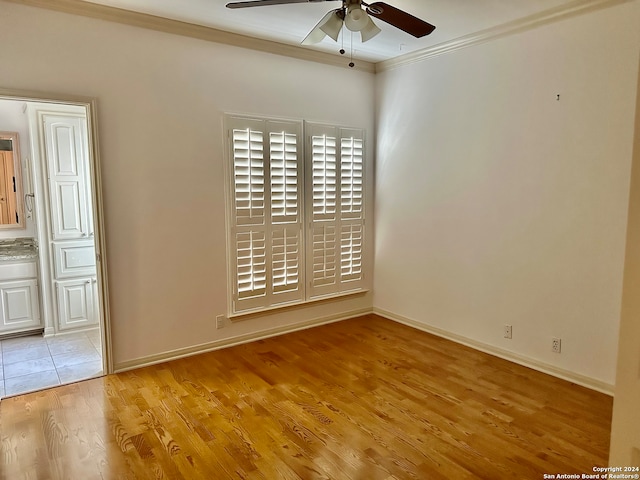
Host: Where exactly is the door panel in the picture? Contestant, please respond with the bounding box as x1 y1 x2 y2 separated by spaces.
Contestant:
0 279 40 332
56 278 96 331
43 115 90 240
53 241 96 279
53 182 84 237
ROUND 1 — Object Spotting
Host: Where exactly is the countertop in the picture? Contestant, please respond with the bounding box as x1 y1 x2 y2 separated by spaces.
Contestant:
0 238 38 262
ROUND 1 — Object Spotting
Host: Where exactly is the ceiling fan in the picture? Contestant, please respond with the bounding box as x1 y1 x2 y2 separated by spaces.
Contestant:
226 0 435 65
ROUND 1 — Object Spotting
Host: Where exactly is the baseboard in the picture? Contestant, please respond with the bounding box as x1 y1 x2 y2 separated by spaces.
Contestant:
113 305 614 396
373 307 614 396
113 307 372 373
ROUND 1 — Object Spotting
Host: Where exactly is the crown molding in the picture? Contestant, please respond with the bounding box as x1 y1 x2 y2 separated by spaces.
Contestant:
4 0 632 75
375 0 635 73
3 0 376 73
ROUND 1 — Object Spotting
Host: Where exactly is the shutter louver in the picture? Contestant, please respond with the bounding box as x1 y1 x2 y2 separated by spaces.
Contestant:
340 223 363 282
272 226 300 293
236 230 267 299
312 224 336 287
270 131 298 223
340 137 364 218
232 128 264 226
312 135 337 220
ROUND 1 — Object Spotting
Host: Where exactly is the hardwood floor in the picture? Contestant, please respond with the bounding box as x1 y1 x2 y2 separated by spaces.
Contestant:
0 314 612 479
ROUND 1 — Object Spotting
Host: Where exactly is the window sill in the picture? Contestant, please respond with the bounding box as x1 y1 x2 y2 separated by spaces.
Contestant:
229 288 369 321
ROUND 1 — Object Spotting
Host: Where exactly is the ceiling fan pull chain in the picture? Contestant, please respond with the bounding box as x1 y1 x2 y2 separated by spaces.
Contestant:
349 30 355 68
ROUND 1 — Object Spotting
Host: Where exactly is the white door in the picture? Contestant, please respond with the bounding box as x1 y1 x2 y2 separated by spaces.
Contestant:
56 278 96 331
31 104 98 334
42 114 91 240
0 279 40 332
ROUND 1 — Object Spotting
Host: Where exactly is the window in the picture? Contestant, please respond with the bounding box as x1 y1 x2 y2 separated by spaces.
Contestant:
225 114 366 315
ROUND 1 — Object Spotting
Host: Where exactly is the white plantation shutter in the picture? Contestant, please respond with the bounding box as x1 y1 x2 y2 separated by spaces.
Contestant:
306 124 365 298
270 131 298 222
270 130 302 297
312 224 337 288
340 223 363 282
236 230 266 299
225 114 366 315
340 136 364 218
339 132 364 285
312 134 337 219
226 116 304 313
232 128 264 226
271 226 301 293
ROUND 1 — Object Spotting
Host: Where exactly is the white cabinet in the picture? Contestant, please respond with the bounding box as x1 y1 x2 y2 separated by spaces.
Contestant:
52 241 96 279
42 114 92 241
0 261 41 335
31 107 98 333
55 277 97 331
0 280 40 331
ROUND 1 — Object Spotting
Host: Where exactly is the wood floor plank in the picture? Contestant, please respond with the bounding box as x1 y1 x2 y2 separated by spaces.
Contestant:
0 314 612 479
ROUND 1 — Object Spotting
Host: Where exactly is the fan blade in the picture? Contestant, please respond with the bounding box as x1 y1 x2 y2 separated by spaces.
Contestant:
226 0 328 8
365 2 435 37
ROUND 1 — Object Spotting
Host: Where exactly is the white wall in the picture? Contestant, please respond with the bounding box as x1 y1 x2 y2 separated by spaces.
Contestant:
0 1 375 367
0 99 37 239
374 2 640 387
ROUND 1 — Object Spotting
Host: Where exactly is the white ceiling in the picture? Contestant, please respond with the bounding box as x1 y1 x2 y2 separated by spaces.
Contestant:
83 0 579 62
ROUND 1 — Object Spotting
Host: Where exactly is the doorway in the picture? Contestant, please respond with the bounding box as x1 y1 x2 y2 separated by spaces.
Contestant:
0 92 110 399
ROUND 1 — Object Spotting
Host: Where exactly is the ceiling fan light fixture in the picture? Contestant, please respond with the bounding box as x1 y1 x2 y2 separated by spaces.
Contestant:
359 16 381 42
301 27 326 45
344 5 369 32
319 10 344 41
302 10 335 44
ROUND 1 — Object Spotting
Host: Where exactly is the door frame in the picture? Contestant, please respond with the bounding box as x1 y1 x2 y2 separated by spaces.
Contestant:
0 87 112 376
609 54 640 466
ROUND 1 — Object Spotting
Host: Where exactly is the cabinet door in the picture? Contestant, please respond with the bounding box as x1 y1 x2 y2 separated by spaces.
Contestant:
56 277 97 331
43 114 92 240
0 279 41 333
52 240 96 279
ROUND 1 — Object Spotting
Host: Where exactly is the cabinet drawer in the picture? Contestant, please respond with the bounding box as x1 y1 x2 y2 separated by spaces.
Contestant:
0 261 38 281
53 241 96 279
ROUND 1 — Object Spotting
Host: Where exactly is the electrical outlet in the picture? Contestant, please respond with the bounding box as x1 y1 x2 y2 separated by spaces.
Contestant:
552 337 561 353
216 315 226 330
503 325 512 339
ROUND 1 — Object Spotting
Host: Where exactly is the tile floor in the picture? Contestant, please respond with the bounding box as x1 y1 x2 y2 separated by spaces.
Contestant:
0 329 103 398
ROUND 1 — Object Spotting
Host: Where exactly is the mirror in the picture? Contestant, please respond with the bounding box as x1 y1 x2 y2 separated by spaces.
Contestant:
0 131 25 229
